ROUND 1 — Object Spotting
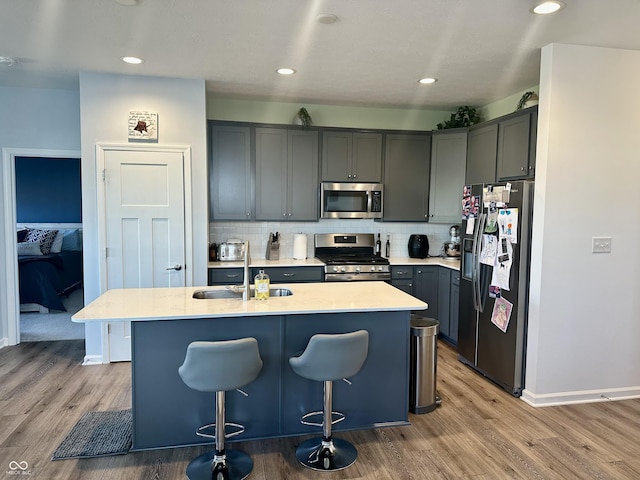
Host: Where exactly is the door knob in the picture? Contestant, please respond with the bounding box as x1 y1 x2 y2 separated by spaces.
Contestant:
166 264 182 271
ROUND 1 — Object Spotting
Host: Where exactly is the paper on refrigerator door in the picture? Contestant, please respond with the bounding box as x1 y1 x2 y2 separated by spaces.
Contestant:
498 208 518 244
491 296 513 333
480 235 497 266
491 237 512 290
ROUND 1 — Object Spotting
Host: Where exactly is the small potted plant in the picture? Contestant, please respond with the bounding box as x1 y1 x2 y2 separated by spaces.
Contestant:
294 107 313 128
516 91 539 111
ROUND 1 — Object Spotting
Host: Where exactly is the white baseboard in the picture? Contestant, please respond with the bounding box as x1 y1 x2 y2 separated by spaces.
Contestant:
521 386 640 407
82 354 104 365
0 337 8 349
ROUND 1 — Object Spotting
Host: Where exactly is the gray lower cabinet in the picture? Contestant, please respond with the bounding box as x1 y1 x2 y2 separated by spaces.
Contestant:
250 266 323 284
209 124 253 220
256 128 319 221
208 267 243 286
394 264 459 344
466 123 498 185
449 271 460 344
428 129 467 223
415 266 438 319
384 133 432 221
436 267 459 344
391 266 413 295
322 131 383 183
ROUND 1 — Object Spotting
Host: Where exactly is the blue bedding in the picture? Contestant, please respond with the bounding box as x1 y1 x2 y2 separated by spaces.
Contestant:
18 251 82 311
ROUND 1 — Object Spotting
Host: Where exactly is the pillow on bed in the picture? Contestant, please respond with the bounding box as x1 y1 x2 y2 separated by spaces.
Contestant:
17 241 43 256
24 228 59 255
50 230 65 253
17 228 29 243
61 228 82 251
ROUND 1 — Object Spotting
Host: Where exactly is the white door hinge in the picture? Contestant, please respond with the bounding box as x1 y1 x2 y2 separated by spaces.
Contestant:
102 169 106 182
105 247 108 258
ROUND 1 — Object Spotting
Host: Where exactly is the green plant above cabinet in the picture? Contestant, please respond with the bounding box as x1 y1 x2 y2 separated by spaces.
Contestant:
209 124 253 221
428 129 467 223
255 128 319 221
322 131 382 183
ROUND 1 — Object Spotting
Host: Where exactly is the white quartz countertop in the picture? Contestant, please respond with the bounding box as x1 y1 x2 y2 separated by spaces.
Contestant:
208 257 459 270
208 258 324 268
388 257 460 270
72 281 428 323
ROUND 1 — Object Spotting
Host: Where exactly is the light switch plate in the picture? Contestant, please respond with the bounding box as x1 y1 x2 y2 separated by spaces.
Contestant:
592 237 612 253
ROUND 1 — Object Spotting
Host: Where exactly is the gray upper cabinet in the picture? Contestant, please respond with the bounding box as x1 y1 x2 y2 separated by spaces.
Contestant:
383 133 431 221
256 128 319 221
322 131 382 182
466 123 497 185
466 107 538 185
209 124 253 220
428 129 467 223
496 108 536 180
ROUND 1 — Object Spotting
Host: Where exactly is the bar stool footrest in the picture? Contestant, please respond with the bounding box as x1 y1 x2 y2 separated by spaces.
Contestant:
195 422 246 440
300 410 346 428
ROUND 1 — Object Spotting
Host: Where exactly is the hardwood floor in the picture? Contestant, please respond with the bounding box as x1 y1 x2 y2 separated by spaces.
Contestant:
1 339 639 479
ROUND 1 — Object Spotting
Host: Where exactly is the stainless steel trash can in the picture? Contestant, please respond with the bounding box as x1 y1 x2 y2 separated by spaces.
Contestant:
409 316 440 414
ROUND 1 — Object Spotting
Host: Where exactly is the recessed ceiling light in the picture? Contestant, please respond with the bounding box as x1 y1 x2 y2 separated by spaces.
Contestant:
276 68 296 75
122 56 144 64
317 13 338 24
418 77 438 85
531 1 565 14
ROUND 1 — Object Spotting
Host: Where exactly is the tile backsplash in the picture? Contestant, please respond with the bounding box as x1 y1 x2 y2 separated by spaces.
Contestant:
209 219 458 260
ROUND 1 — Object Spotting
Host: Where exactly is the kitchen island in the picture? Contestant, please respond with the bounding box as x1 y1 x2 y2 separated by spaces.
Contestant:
73 281 427 451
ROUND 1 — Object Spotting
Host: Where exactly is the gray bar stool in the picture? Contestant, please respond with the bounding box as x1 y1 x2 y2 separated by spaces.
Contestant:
178 338 263 480
289 330 369 471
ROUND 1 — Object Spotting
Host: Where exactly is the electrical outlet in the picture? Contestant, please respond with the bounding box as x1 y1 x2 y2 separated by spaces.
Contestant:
592 237 612 253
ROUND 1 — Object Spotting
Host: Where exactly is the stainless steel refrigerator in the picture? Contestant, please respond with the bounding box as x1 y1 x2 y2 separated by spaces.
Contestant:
457 180 534 397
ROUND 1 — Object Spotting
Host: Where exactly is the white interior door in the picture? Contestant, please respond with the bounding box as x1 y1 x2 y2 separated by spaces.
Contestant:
103 148 186 362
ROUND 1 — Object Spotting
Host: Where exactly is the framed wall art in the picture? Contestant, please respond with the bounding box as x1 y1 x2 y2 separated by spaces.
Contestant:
128 111 158 141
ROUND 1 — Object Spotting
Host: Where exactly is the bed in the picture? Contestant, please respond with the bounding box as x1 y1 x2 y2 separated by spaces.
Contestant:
17 227 83 313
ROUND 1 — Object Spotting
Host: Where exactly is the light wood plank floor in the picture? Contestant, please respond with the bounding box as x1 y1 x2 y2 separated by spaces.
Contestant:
1 339 639 479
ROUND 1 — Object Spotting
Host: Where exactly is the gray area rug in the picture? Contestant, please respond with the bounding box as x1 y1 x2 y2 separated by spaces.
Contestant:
51 409 132 460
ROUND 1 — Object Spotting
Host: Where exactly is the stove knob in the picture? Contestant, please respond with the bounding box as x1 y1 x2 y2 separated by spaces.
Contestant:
340 266 346 273
378 266 384 272
370 266 376 272
355 266 361 273
332 266 339 273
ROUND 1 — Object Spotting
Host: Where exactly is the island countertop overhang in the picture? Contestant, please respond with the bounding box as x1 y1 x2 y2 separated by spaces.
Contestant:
72 281 428 323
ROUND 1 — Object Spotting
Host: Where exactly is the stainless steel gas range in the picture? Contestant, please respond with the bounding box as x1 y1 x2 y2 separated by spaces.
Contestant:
314 233 390 282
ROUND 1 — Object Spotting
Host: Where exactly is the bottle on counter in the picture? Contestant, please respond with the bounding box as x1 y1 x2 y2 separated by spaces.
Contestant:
375 233 381 256
385 234 391 258
254 269 270 301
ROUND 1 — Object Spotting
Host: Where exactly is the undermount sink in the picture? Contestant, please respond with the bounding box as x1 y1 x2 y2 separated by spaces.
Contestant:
192 288 293 300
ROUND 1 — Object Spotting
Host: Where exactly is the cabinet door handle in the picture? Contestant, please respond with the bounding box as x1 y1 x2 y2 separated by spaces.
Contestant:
417 270 422 274
283 273 296 277
226 273 239 279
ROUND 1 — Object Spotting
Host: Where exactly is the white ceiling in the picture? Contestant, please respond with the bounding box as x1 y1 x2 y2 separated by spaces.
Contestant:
1 0 639 109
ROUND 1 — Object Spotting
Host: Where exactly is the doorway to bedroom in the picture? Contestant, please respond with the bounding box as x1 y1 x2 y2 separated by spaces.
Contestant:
15 155 84 342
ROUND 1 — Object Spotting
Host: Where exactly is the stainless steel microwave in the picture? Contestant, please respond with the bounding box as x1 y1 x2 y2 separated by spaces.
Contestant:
320 182 384 219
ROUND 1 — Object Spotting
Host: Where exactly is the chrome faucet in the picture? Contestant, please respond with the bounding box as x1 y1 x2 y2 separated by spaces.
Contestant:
242 240 251 301
226 241 251 300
